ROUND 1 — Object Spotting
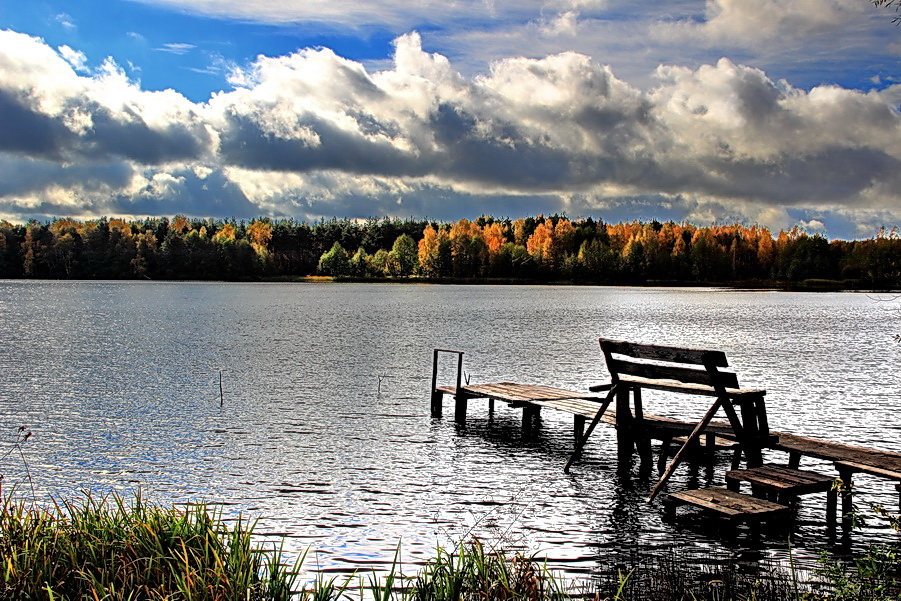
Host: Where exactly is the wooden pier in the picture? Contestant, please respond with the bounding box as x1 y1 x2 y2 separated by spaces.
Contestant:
429 343 901 536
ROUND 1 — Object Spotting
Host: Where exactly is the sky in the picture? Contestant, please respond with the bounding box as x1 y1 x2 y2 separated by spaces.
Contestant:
0 1 899 239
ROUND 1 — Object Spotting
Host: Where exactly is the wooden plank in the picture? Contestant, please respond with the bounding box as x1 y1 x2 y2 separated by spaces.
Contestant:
834 460 901 481
564 388 616 473
668 488 788 521
672 435 739 450
773 433 901 475
600 338 729 367
725 464 835 495
609 358 740 389
617 375 764 398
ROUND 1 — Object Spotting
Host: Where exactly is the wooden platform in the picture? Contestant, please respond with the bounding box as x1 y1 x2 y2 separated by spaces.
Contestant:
435 382 604 417
726 464 836 496
774 433 901 475
666 487 789 522
437 383 740 437
429 346 900 538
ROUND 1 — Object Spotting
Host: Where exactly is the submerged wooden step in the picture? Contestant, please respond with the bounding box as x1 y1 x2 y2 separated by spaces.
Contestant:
666 487 788 522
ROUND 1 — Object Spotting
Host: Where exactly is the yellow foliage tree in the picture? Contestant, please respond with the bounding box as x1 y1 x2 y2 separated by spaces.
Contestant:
247 220 272 256
213 223 236 244
526 219 553 263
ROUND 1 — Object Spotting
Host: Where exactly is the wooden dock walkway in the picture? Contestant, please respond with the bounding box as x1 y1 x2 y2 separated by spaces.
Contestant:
429 345 901 534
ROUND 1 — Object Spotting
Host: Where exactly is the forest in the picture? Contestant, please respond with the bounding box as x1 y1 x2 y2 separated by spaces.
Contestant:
0 215 898 287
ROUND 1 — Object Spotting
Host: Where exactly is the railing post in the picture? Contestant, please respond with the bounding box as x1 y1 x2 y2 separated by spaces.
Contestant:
430 349 443 417
431 349 466 421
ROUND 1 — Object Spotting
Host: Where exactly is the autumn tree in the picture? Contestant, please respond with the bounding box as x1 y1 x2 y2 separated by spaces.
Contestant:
448 219 487 277
418 225 452 278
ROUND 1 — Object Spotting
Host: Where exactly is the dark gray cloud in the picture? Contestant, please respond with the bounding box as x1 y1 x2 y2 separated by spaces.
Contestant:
109 169 261 218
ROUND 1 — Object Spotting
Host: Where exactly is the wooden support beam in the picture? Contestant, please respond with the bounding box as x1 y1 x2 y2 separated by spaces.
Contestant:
564 388 616 473
648 397 722 502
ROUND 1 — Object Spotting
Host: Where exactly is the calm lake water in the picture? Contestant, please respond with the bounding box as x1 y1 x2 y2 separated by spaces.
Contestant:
0 281 898 578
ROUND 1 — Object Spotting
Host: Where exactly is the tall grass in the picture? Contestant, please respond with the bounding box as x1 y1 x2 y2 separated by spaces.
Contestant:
0 491 300 600
2 490 898 601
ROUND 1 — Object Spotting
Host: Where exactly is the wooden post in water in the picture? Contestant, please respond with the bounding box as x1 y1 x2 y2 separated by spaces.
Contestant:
573 415 586 442
836 465 854 534
219 370 224 407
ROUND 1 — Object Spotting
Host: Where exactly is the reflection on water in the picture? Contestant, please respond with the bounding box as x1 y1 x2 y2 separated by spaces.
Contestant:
0 281 898 578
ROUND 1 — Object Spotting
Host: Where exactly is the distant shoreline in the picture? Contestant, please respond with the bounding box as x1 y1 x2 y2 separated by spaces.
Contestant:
2 276 896 292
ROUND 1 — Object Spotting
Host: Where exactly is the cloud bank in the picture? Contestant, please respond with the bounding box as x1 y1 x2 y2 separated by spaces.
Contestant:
0 28 898 235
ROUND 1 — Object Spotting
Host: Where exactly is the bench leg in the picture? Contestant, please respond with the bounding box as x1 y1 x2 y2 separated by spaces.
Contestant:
615 386 634 466
632 388 653 477
788 451 801 469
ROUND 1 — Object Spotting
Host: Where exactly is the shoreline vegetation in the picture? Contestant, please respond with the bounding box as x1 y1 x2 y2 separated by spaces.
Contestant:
0 215 897 289
1 491 898 601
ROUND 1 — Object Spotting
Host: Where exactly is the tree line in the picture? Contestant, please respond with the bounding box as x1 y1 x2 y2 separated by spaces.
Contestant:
0 215 897 286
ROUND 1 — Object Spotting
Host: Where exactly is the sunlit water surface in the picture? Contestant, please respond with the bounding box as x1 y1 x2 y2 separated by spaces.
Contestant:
0 282 898 580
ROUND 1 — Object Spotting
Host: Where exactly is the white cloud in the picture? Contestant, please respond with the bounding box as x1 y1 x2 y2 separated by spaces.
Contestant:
156 42 196 55
0 28 898 235
57 45 88 72
129 0 547 29
55 13 76 30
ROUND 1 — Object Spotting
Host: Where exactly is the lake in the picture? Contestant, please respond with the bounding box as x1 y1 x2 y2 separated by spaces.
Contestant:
0 281 898 578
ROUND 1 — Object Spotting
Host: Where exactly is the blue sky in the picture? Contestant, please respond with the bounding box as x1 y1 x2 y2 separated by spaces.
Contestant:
0 0 899 238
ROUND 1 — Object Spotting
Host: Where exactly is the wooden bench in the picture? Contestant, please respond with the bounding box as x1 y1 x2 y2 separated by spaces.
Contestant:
725 464 837 529
568 339 774 502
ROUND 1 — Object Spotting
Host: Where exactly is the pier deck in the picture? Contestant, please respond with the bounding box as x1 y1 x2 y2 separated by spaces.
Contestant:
429 345 901 533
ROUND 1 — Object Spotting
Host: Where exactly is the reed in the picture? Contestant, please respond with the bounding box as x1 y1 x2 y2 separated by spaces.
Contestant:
0 491 301 600
2 490 898 601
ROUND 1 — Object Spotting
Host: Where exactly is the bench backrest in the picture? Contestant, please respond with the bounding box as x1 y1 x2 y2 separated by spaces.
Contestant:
599 338 740 392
